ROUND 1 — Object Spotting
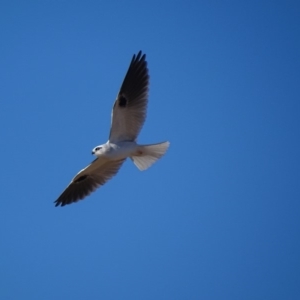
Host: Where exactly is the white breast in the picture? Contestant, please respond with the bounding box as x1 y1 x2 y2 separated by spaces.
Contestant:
105 141 138 160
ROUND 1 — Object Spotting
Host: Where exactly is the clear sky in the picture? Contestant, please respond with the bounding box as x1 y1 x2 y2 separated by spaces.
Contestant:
1 1 299 299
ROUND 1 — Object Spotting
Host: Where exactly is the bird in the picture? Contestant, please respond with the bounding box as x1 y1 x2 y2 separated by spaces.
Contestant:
54 51 170 207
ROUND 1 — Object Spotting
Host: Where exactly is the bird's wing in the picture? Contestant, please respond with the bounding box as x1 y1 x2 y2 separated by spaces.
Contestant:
54 157 125 207
109 51 149 143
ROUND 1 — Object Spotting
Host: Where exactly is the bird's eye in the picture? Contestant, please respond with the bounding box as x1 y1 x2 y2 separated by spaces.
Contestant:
95 147 101 151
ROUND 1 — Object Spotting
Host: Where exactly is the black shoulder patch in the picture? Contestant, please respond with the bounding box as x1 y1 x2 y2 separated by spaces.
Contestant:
118 95 127 107
74 175 88 183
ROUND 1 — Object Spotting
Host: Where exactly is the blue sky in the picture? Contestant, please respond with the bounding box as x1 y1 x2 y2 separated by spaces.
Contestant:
1 0 300 299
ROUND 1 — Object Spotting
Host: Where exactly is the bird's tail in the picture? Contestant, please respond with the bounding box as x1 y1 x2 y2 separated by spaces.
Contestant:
130 141 170 171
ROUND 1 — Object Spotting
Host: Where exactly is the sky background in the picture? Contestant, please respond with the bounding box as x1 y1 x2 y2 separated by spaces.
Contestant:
0 0 300 299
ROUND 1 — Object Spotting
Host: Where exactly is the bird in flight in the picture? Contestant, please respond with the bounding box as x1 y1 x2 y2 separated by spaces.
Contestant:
54 51 169 207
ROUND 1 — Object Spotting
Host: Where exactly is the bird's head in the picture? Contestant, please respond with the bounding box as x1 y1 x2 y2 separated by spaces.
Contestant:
92 144 104 157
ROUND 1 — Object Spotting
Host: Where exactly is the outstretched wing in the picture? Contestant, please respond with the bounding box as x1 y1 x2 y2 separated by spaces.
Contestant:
109 51 149 143
54 158 125 207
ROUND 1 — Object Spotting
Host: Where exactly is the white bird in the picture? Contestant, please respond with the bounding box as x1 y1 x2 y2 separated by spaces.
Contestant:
54 51 169 207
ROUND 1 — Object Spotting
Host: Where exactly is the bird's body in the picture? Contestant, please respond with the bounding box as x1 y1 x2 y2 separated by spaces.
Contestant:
54 51 169 207
92 141 139 160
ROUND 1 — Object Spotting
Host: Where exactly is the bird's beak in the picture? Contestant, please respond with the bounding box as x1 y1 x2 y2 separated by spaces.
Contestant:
91 151 94 155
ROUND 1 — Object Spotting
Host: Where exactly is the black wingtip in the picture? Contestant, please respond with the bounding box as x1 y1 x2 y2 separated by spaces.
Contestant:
54 197 68 207
132 51 146 64
54 200 62 207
